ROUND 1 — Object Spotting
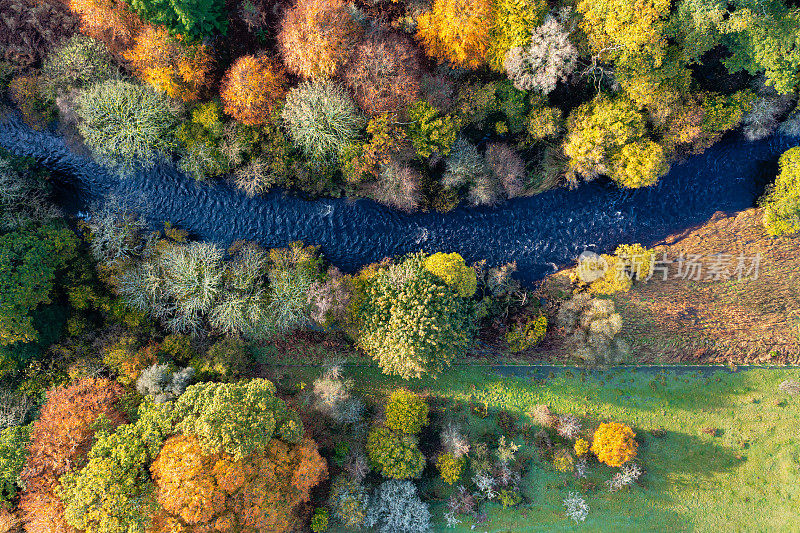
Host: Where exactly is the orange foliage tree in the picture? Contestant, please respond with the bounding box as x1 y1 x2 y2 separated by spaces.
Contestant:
149 434 328 532
343 29 422 117
220 55 288 126
415 0 493 69
124 25 215 102
18 378 127 533
68 0 145 54
278 0 363 79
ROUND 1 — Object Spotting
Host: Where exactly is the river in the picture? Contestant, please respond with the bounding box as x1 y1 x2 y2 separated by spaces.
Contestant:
1 111 797 283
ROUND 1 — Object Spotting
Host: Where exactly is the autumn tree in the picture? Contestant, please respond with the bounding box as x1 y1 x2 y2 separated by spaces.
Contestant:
761 146 800 236
220 55 288 126
488 0 547 71
416 0 494 69
19 378 127 533
343 29 422 117
149 434 327 532
69 0 145 54
278 0 362 78
124 25 215 102
563 94 668 188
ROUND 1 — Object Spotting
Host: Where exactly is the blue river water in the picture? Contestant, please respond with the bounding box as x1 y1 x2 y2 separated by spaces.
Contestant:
1 112 797 283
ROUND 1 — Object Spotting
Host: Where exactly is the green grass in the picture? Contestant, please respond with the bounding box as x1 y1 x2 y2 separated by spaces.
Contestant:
281 364 800 532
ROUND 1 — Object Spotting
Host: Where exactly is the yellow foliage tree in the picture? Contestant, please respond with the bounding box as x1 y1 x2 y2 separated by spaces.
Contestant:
422 252 477 297
220 55 288 126
124 25 214 102
591 422 637 467
150 434 328 532
416 0 493 69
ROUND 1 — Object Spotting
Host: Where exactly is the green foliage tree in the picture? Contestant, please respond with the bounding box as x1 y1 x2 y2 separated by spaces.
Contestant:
77 80 179 175
0 425 31 504
128 0 227 39
406 100 458 159
423 252 477 297
175 378 302 459
761 146 800 235
366 426 425 479
0 223 78 346
384 389 429 434
355 254 476 379
41 35 116 97
721 0 800 94
488 0 547 71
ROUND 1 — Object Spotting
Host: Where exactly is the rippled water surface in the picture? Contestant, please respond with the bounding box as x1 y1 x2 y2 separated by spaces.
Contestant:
1 113 797 283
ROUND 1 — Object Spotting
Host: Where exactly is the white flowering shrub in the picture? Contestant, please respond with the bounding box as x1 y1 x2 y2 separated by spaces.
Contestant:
563 491 589 523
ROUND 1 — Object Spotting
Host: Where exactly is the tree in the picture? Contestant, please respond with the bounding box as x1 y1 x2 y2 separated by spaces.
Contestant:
282 80 365 162
175 379 303 460
0 425 31 505
563 94 668 188
721 1 800 94
343 29 422 117
384 389 429 434
366 427 425 479
19 378 128 533
41 35 116 96
220 55 288 126
503 16 578 94
406 101 458 159
761 146 800 235
488 0 547 71
69 0 145 53
0 223 77 346
365 480 431 533
149 434 327 532
416 0 494 69
422 252 477 297
278 0 362 79
128 0 227 39
124 25 215 102
356 254 476 379
77 80 179 175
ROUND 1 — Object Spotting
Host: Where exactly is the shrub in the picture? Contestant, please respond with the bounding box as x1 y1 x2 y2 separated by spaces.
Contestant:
282 80 365 162
700 90 756 135
101 335 158 385
124 26 214 102
278 0 362 79
552 447 574 472
136 363 194 402
529 404 556 427
175 378 301 459
220 55 288 126
77 80 178 175
574 437 590 457
356 255 476 379
366 426 425 479
506 314 547 353
370 162 423 212
436 452 464 484
742 94 794 141
366 480 431 533
606 461 642 491
0 425 30 504
343 29 421 117
416 0 493 69
488 0 547 70
503 16 578 94
7 75 54 130
423 252 477 297
41 35 116 96
19 378 127 533
761 146 800 236
128 0 227 39
406 100 458 159
311 508 329 532
329 474 368 529
591 422 638 467
527 105 563 142
192 335 252 381
486 143 526 198
442 137 490 191
563 491 589 523
557 293 629 367
385 389 429 434
149 434 327 532
556 414 582 440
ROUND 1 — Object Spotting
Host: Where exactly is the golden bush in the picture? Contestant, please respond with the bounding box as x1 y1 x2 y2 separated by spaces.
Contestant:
591 422 638 467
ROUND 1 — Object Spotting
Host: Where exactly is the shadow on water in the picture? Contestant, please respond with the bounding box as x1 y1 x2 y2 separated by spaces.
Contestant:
1 111 798 284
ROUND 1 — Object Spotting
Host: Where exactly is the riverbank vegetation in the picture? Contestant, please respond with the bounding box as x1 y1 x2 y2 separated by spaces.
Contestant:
1 0 799 210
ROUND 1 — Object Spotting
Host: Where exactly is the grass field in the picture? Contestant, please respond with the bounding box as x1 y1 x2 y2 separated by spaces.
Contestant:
271 364 800 532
